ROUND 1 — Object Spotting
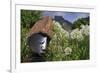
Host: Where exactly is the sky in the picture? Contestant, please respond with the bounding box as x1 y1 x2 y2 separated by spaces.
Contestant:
41 11 89 23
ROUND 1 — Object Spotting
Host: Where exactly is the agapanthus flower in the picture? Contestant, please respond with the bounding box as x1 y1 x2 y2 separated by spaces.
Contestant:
80 25 89 36
70 28 83 41
53 21 62 28
53 20 70 38
64 47 72 55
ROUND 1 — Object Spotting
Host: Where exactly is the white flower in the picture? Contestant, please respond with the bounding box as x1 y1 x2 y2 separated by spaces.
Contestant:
53 21 62 28
64 47 72 55
53 20 70 38
70 28 83 41
61 28 70 38
80 25 89 36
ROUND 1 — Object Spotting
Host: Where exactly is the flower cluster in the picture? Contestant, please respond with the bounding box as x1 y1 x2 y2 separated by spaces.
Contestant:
70 28 83 41
70 25 89 41
80 25 89 36
46 21 89 61
53 21 70 38
53 21 62 28
64 47 72 55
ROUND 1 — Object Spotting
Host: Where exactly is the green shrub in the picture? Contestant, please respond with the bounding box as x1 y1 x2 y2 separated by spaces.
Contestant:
45 21 72 61
44 21 89 61
21 10 42 28
21 10 42 62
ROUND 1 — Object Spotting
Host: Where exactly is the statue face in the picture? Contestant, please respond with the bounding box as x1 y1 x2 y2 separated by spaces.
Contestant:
40 37 47 51
28 33 47 55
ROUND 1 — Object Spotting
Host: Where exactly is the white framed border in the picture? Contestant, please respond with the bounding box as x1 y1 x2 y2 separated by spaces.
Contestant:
11 2 96 73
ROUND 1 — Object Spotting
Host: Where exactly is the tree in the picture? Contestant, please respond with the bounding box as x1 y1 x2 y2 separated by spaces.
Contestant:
72 17 89 29
21 10 42 28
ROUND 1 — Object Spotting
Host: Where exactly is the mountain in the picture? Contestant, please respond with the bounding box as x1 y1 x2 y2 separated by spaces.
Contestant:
54 16 72 32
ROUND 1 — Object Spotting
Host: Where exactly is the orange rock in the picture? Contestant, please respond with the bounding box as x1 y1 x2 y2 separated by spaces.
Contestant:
28 16 53 38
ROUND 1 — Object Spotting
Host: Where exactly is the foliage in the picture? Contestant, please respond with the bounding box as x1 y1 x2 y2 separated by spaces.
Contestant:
45 21 70 61
70 25 89 60
72 17 89 29
21 10 42 28
21 10 42 62
45 21 89 61
21 28 32 62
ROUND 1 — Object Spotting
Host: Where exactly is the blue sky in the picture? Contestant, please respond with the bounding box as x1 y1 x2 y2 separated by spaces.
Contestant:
41 11 89 23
